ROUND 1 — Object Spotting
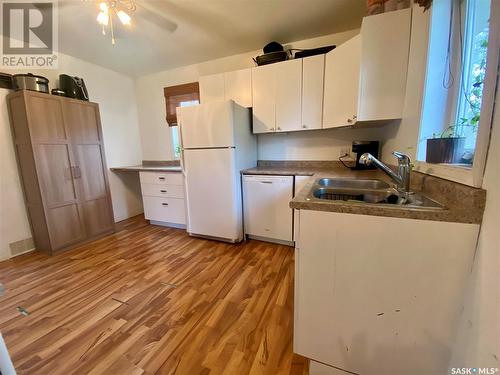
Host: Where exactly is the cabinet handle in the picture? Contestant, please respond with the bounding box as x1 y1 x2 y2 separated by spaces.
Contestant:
160 190 167 193
162 203 169 206
158 177 166 181
71 166 82 179
260 181 273 184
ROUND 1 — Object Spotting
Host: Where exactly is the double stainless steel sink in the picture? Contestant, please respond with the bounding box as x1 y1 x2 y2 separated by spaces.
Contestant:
308 178 444 210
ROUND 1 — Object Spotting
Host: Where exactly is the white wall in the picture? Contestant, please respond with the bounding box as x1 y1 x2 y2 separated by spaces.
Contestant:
0 52 143 260
449 72 500 368
135 29 360 161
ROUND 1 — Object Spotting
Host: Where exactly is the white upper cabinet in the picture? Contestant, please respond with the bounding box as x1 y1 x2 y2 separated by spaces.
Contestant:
199 73 225 103
276 59 303 132
224 68 252 108
252 63 277 133
199 68 252 107
358 8 411 121
323 35 361 129
323 8 411 128
301 55 325 130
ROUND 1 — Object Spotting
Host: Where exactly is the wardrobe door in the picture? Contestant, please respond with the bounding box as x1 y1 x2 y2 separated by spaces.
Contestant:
27 94 86 250
32 143 86 249
63 102 114 237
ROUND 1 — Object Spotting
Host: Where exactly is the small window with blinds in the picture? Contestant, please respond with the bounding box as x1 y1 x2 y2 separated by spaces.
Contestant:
163 82 200 126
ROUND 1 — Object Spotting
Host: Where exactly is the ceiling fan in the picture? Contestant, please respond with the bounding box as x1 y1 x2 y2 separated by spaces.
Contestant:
61 0 178 45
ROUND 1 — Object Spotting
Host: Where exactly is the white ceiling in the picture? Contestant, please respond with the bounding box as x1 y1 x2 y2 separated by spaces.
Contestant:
58 0 366 77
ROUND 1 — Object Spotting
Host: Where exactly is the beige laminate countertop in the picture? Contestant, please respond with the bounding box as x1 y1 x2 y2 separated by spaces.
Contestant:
241 164 486 224
110 165 182 173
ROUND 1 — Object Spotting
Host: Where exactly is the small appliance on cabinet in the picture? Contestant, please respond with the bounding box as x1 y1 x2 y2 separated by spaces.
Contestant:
178 100 256 243
59 74 89 101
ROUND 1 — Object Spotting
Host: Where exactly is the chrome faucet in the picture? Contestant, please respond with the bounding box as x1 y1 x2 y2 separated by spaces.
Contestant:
359 151 411 193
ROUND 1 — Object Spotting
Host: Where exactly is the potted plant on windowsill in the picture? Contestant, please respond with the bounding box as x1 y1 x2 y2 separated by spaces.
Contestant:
425 122 467 164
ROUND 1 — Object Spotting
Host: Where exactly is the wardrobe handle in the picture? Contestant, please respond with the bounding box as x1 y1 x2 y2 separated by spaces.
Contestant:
71 166 82 179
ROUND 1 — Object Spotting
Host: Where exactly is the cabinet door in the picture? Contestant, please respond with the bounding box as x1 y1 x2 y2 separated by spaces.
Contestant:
33 144 86 248
323 35 361 128
199 73 225 104
243 175 293 242
26 94 67 141
295 210 479 374
63 102 114 237
276 59 302 132
252 64 276 133
358 8 411 121
224 68 252 107
302 55 324 130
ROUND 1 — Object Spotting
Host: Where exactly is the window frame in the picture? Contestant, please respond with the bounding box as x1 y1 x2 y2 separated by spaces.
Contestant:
163 82 200 126
415 0 499 187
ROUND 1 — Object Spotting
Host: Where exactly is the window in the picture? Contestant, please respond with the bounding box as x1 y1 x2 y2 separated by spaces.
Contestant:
163 82 200 159
418 0 491 166
163 82 199 126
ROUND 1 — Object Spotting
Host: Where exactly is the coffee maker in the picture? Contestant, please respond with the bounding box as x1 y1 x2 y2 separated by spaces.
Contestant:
351 141 380 170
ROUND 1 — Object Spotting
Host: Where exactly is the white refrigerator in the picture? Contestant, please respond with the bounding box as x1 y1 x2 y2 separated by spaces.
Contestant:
178 100 257 242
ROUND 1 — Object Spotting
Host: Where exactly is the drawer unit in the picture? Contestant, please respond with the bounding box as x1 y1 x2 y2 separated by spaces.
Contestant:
139 171 184 186
141 183 184 199
143 196 186 224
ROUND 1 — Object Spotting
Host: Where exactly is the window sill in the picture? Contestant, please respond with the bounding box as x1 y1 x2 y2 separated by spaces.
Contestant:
414 161 476 186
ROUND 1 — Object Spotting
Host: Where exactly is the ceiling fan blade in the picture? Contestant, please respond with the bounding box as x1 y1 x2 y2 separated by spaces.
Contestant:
134 0 178 33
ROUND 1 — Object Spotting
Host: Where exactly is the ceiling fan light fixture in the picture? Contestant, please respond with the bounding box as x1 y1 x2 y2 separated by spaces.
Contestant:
99 2 108 13
117 10 131 25
97 10 109 26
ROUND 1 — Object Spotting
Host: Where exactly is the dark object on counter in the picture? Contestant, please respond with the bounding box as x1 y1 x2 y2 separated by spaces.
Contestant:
263 41 284 53
254 51 288 66
426 137 465 164
294 45 336 59
0 72 13 89
12 73 49 93
59 74 89 101
351 141 380 170
51 88 66 96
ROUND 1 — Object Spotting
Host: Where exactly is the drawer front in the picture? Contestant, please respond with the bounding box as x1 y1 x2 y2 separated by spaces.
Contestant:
143 196 186 224
141 183 184 199
139 171 184 186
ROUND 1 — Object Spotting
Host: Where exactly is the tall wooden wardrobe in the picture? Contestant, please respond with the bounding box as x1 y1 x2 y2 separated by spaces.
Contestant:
8 90 115 255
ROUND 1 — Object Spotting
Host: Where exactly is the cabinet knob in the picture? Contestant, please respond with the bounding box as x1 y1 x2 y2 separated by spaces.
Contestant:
277 127 281 131
270 127 275 131
353 115 357 119
347 118 353 123
302 125 307 129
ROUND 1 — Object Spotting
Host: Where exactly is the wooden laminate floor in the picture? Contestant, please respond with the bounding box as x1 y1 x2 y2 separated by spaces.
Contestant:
0 216 308 375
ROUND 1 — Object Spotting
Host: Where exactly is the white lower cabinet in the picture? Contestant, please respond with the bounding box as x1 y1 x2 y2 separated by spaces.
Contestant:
294 210 480 375
139 171 186 227
243 175 293 243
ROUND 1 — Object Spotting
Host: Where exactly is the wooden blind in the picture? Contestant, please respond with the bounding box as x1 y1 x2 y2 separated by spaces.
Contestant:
163 82 200 126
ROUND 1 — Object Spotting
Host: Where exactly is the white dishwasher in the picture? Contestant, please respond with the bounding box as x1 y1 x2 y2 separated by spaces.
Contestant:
242 175 293 243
